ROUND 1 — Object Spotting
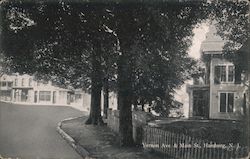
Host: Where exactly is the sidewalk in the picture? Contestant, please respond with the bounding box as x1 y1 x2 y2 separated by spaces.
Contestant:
60 117 164 159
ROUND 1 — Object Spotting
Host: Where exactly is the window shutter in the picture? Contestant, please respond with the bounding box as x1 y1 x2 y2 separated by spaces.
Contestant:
220 93 226 112
214 66 221 84
234 65 242 84
227 93 234 112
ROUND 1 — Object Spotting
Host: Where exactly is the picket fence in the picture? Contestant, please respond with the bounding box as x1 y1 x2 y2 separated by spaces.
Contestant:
106 110 249 159
142 126 249 159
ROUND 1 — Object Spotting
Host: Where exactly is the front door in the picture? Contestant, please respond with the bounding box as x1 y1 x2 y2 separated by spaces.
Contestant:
193 90 209 118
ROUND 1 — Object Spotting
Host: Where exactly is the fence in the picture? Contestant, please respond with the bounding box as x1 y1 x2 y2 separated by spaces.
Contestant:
107 109 120 133
142 126 249 159
107 109 149 138
107 109 249 159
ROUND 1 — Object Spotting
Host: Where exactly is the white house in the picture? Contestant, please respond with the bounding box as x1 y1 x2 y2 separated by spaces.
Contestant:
11 74 72 105
187 25 245 120
0 74 14 101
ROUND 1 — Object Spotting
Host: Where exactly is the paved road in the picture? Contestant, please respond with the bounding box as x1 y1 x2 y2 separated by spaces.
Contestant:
0 102 86 159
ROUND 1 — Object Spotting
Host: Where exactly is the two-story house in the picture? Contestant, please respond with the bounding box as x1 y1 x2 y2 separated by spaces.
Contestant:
187 25 245 120
1 73 119 112
12 74 33 102
11 74 74 105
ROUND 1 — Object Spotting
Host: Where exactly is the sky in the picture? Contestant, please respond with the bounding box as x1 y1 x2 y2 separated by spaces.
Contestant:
174 23 209 117
189 23 209 59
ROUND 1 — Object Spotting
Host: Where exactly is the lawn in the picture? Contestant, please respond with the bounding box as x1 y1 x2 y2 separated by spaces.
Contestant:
154 119 245 145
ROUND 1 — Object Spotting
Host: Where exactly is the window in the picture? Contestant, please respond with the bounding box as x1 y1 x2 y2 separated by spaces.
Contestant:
2 82 6 87
219 92 234 113
75 94 82 100
21 78 25 86
228 66 235 82
39 91 51 102
214 65 235 84
29 78 32 86
215 66 223 84
7 82 12 87
15 79 18 86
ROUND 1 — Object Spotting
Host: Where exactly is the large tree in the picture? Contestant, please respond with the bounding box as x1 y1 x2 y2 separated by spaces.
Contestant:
1 0 212 146
111 1 210 145
0 1 118 125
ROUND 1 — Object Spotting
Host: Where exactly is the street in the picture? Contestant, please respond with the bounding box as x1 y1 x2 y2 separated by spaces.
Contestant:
0 102 86 159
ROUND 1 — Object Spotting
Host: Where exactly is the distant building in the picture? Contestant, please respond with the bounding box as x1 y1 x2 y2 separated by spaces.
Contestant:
187 25 245 120
0 74 14 101
0 74 89 107
0 73 120 113
11 74 71 105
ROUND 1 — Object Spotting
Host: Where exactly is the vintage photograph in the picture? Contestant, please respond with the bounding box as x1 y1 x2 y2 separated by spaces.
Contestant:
0 0 249 159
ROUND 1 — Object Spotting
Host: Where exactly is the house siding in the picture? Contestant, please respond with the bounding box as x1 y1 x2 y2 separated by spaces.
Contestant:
209 58 244 120
0 74 86 107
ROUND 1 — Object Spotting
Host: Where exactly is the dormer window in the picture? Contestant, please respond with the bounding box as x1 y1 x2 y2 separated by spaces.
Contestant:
214 65 235 84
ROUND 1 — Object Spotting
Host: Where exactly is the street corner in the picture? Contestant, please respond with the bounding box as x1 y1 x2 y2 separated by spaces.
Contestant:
57 116 91 159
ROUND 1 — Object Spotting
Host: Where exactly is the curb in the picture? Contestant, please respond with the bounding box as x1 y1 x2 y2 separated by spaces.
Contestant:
57 117 94 159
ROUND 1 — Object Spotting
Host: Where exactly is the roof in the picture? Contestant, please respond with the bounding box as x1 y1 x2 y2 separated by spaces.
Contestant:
200 25 225 53
201 42 225 53
0 74 14 81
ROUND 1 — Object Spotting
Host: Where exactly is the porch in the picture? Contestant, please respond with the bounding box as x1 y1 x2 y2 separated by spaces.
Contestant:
187 84 210 119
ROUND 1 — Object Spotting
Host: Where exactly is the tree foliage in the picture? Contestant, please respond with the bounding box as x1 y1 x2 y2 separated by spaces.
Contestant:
1 0 215 145
210 0 249 69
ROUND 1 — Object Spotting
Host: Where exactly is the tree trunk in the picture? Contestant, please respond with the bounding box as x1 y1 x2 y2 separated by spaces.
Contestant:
85 42 104 125
141 100 145 111
117 49 134 146
103 76 109 119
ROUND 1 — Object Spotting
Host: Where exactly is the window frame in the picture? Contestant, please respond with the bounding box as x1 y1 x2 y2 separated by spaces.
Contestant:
7 82 12 87
228 65 235 82
214 64 235 84
2 81 7 87
39 91 51 102
21 78 25 86
218 92 235 113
